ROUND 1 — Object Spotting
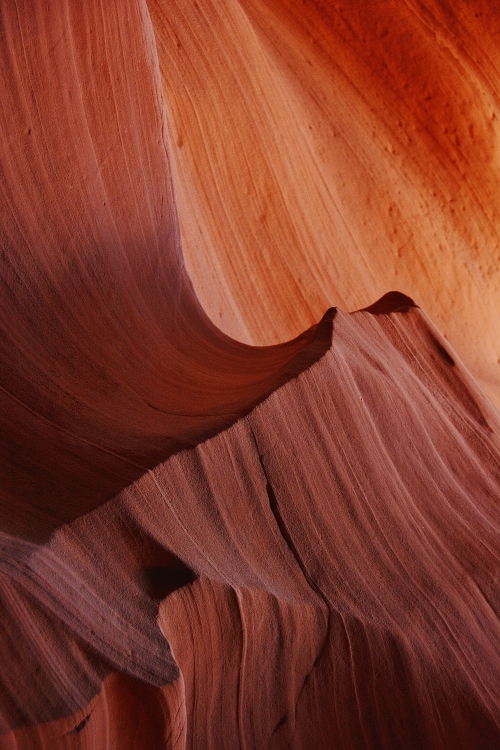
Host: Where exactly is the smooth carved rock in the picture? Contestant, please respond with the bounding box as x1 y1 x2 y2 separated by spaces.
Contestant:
1 1 499 748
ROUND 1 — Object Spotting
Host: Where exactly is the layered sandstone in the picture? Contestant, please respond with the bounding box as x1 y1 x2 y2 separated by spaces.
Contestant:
1 1 499 748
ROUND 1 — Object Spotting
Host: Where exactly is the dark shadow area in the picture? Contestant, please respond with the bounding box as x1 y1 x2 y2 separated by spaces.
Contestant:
140 565 198 601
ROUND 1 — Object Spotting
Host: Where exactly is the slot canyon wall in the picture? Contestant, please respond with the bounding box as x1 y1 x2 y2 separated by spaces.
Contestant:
0 0 499 748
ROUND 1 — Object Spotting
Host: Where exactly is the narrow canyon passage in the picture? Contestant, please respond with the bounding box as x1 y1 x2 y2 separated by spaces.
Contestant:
1 1 499 748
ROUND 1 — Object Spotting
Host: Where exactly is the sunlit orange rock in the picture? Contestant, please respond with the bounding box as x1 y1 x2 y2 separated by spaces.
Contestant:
153 0 500 402
1 1 499 748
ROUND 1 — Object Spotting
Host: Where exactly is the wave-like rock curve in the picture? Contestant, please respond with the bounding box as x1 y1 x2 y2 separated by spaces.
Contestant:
1 0 499 748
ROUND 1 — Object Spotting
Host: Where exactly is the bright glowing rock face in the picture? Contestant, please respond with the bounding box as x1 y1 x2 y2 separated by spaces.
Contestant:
0 1 499 748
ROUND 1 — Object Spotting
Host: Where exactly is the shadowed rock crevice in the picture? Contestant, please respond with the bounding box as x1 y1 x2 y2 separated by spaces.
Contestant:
140 565 198 601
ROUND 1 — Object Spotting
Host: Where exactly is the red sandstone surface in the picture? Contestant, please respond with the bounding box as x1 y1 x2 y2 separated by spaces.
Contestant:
1 1 499 748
